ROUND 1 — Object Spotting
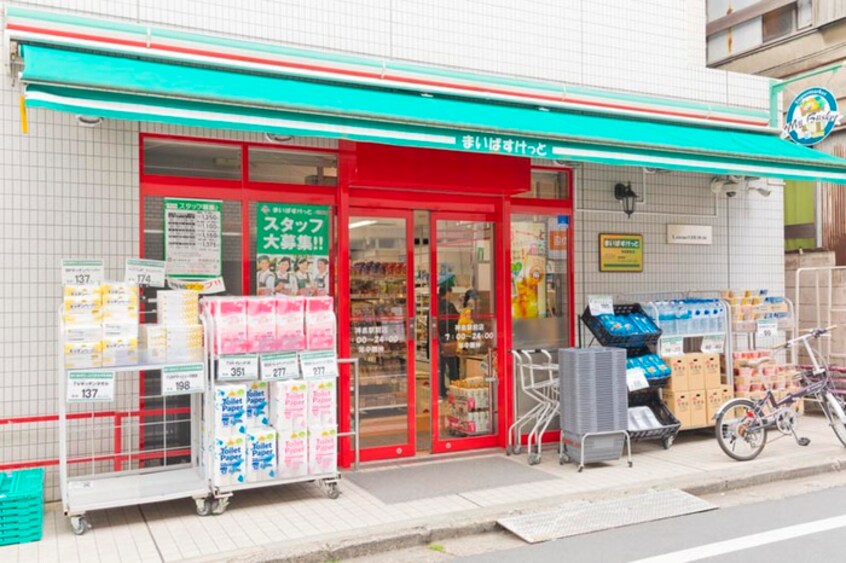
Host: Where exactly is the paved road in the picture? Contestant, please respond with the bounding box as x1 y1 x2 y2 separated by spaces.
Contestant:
460 484 846 563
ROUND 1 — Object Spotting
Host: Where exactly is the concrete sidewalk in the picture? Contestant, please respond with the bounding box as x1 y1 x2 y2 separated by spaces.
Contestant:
4 414 846 563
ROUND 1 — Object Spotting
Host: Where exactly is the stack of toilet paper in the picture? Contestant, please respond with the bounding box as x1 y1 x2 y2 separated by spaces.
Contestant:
148 290 202 361
305 297 336 350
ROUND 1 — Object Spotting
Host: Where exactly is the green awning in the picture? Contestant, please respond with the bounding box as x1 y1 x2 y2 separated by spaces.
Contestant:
20 44 846 183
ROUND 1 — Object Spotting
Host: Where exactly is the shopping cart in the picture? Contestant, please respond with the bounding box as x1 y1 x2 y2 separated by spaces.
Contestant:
507 350 560 465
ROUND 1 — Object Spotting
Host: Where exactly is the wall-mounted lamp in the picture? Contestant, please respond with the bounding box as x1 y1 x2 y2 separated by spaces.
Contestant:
614 182 638 218
76 115 103 127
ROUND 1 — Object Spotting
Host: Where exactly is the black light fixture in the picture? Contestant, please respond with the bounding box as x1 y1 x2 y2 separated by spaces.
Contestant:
614 182 638 218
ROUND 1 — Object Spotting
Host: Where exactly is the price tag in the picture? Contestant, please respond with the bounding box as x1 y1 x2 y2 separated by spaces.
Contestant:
701 334 725 354
67 370 115 403
299 350 339 379
62 259 104 286
162 363 204 395
218 355 259 381
261 352 300 381
757 319 778 338
659 335 684 357
588 295 614 316
626 367 649 392
125 258 166 287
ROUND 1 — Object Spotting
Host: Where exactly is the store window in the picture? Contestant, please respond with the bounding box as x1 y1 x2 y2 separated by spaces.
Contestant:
762 3 796 42
514 169 570 199
143 138 242 179
249 147 338 185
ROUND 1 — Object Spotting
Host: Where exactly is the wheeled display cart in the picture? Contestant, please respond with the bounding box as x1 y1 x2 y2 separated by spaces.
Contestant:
57 309 210 535
200 307 343 515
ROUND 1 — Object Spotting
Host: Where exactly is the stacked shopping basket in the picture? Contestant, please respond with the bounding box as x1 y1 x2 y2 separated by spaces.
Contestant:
558 347 632 470
0 468 44 547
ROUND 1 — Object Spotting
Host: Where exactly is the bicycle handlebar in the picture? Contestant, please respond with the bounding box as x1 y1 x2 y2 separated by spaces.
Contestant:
778 325 838 349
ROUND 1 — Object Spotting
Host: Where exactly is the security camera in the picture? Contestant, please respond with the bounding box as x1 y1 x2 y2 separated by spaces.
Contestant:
710 176 741 197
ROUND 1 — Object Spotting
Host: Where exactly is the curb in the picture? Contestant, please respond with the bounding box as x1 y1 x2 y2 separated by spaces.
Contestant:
221 455 846 563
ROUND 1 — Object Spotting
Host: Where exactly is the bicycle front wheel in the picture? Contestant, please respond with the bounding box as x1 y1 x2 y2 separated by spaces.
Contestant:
820 392 846 448
715 398 768 461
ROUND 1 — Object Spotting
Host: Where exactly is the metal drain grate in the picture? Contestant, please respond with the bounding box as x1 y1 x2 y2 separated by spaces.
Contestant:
497 489 715 543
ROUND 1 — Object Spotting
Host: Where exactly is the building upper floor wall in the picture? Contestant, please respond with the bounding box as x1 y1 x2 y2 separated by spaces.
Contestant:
5 0 773 113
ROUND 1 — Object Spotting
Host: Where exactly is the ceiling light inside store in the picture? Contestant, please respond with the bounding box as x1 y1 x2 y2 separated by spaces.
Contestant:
76 115 103 127
349 220 378 230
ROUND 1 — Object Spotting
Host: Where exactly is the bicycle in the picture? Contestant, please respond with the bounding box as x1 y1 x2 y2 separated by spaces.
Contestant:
714 326 846 461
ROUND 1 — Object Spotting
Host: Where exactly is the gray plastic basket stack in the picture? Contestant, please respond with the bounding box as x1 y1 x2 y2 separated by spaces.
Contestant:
558 347 628 465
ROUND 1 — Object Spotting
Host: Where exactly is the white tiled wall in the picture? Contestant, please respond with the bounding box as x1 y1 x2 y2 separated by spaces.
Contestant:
0 0 783 500
574 164 785 318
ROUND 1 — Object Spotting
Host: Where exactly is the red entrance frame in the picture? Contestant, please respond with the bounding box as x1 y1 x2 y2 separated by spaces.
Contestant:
135 133 576 470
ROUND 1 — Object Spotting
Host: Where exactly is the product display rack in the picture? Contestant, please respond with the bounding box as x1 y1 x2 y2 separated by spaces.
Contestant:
202 308 342 514
581 301 680 449
57 308 210 535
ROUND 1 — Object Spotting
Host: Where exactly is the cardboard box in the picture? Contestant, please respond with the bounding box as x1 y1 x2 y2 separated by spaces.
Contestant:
689 390 707 427
703 353 721 389
665 357 689 392
662 390 690 428
705 388 722 423
686 354 706 391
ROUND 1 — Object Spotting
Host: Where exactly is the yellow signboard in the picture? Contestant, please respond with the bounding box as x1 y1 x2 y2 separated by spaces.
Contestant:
599 233 643 273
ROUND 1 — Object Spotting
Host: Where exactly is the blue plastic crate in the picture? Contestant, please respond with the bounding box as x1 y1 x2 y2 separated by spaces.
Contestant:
0 468 44 547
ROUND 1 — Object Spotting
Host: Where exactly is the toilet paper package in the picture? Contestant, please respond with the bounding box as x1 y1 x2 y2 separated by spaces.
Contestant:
275 296 305 330
64 324 103 344
62 295 103 325
101 282 139 302
247 298 277 353
308 378 337 426
270 380 308 432
246 427 277 482
166 325 204 349
306 319 336 350
102 286 140 322
246 381 270 426
308 425 337 475
157 290 200 326
277 429 308 479
213 433 246 486
276 329 306 352
215 385 247 433
139 324 168 348
208 297 247 354
64 341 102 369
64 284 102 299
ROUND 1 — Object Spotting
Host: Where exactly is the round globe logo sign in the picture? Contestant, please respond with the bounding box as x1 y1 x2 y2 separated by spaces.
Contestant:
783 87 842 146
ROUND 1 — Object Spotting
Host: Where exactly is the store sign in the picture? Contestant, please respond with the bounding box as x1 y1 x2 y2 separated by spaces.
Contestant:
460 134 549 157
162 363 204 395
757 319 779 338
166 276 226 294
260 352 300 381
783 87 842 146
588 295 614 316
61 259 104 286
256 202 330 297
352 322 404 355
218 354 259 381
125 258 166 287
660 336 684 357
599 233 643 273
300 350 339 379
67 370 115 403
701 334 725 354
667 225 712 245
548 215 569 261
164 198 222 278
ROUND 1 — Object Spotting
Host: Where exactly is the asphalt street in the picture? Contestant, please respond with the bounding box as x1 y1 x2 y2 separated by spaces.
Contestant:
460 484 846 562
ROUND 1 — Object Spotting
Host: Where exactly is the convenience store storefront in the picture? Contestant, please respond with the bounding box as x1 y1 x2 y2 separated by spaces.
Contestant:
9 8 846 467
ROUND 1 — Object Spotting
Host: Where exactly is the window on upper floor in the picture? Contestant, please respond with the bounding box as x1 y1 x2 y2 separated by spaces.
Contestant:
706 0 814 64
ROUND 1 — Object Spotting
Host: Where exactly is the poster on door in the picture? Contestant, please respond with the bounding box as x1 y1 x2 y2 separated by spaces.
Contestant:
164 198 222 278
256 202 330 297
510 222 547 319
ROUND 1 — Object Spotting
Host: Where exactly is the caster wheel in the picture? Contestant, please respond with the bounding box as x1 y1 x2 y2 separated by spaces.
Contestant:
528 453 541 466
327 483 341 500
506 445 513 456
628 461 633 468
662 435 675 450
195 498 213 517
559 453 570 465
513 446 522 455
70 516 90 535
577 466 584 473
211 498 229 515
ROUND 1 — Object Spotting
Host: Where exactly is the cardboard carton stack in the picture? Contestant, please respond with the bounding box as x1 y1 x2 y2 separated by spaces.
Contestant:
662 353 733 428
731 350 803 414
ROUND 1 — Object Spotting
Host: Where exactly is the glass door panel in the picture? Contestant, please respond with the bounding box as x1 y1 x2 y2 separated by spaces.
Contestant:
349 212 415 457
432 215 497 450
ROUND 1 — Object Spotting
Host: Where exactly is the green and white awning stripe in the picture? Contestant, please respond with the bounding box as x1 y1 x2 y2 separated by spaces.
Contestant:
5 6 770 129
18 44 846 184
